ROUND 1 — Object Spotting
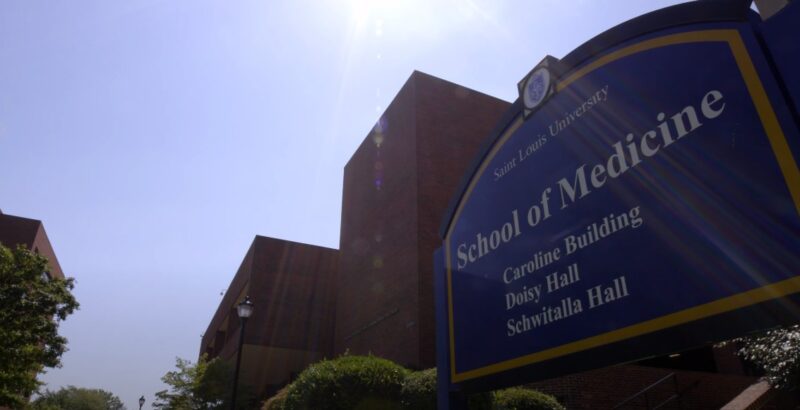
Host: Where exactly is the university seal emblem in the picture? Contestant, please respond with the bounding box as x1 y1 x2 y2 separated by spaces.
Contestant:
523 67 551 110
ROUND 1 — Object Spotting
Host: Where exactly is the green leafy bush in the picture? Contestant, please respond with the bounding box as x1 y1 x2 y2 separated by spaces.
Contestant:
281 355 409 410
264 356 561 410
400 368 436 409
726 325 800 389
400 368 491 410
493 387 564 410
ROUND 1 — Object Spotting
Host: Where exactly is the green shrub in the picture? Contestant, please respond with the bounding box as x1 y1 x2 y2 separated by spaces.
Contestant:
282 355 409 410
267 357 559 410
400 368 491 410
400 368 437 410
493 387 564 410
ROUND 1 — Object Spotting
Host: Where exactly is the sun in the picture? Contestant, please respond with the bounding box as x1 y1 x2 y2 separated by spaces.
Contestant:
347 0 412 25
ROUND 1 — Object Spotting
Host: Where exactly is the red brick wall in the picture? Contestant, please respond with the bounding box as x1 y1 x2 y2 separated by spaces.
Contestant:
413 73 510 367
200 237 337 359
529 365 757 410
335 72 421 366
0 212 64 279
249 236 338 353
334 71 510 368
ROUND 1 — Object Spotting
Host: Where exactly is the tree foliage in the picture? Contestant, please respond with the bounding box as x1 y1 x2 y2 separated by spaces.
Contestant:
731 324 800 390
30 385 125 410
0 244 79 408
399 368 491 410
153 355 256 410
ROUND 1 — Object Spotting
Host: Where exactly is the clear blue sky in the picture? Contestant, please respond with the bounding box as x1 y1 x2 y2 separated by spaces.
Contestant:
0 0 710 407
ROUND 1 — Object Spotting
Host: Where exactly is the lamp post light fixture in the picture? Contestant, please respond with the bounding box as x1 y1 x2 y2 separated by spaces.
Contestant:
230 296 254 410
138 395 145 410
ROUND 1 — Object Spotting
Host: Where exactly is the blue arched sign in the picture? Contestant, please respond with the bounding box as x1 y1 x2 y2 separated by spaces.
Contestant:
435 1 800 396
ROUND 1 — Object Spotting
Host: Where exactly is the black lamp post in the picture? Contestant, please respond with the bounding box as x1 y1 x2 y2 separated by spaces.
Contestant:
230 296 254 410
138 395 145 410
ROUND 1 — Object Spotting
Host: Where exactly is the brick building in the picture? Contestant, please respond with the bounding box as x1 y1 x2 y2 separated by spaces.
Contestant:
200 71 509 394
199 236 337 397
334 71 509 368
200 71 770 406
0 210 66 410
0 209 64 280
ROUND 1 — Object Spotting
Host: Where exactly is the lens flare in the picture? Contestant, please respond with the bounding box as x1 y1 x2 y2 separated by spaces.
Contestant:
372 255 384 268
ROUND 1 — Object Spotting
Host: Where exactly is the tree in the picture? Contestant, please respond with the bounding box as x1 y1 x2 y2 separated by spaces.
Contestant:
153 355 256 410
0 244 79 408
30 385 125 410
731 324 800 390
